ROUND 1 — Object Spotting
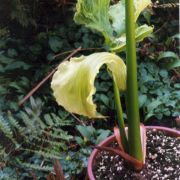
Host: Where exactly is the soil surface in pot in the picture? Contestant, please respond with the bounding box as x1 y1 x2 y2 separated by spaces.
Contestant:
93 129 180 180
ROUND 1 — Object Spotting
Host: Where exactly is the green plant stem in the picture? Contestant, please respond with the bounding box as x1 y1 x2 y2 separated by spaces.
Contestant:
125 0 143 161
113 79 128 152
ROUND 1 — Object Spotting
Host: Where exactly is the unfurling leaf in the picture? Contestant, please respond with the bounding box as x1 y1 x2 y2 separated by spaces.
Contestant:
51 52 126 118
134 0 151 21
74 0 113 43
111 24 153 52
74 0 152 46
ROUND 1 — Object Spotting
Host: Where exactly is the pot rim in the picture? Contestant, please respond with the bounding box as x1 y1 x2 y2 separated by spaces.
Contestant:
87 126 180 180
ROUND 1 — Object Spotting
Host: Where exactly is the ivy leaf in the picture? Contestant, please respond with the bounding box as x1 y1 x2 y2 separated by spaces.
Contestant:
47 53 55 61
7 49 18 57
49 37 63 53
139 94 147 108
96 129 111 144
5 61 31 70
99 94 109 107
147 99 162 112
76 125 94 140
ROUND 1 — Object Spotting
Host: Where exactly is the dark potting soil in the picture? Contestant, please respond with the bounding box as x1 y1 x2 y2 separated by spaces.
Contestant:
93 129 180 180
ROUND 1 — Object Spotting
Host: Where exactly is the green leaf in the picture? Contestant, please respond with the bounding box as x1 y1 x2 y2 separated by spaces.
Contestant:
139 94 147 108
135 24 153 42
109 0 126 36
7 49 18 57
158 51 180 70
145 112 154 121
74 0 113 42
159 69 168 78
76 125 91 139
74 0 152 48
165 59 180 70
142 9 152 24
75 136 84 145
172 33 180 39
147 99 162 112
47 53 55 61
111 24 153 52
158 51 179 61
30 44 42 55
5 61 31 70
49 36 63 53
0 54 14 64
96 129 110 144
134 0 151 21
99 94 109 106
109 0 151 36
51 52 126 118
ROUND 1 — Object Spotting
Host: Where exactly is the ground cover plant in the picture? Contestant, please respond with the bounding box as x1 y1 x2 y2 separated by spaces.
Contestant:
0 0 179 179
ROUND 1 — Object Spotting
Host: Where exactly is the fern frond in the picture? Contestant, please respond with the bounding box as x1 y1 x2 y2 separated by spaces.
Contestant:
16 160 54 172
28 111 46 129
21 148 61 159
0 115 13 137
0 115 18 146
44 113 73 127
32 136 67 150
42 130 73 141
8 113 25 134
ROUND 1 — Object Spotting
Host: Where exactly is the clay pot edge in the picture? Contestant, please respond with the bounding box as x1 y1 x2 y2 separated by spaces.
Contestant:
87 126 180 180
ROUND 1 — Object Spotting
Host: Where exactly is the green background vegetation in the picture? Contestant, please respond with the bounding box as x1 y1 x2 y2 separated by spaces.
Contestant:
0 0 179 179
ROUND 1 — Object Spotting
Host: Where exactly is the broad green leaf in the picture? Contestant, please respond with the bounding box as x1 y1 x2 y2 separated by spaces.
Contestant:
135 24 153 42
74 0 152 47
74 0 113 42
51 52 126 118
109 0 151 36
109 0 126 36
111 24 153 52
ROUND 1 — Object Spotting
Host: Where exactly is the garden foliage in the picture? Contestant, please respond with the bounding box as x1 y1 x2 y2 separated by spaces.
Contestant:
0 0 179 178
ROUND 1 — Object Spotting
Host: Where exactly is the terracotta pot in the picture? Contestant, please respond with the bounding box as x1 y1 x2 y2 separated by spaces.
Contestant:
86 126 180 180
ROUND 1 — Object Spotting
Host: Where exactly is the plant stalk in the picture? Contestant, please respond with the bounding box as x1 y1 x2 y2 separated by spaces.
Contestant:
125 0 143 161
113 79 128 152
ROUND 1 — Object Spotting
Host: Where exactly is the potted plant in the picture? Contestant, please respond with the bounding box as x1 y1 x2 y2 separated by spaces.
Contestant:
51 0 180 179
